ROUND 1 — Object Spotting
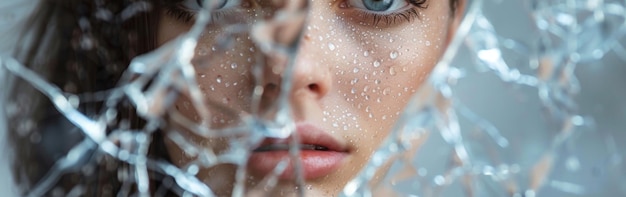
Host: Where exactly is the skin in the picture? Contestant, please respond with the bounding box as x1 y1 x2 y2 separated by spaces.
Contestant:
158 0 464 196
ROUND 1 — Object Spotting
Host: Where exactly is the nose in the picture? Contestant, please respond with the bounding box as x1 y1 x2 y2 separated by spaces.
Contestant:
289 38 332 100
259 32 332 119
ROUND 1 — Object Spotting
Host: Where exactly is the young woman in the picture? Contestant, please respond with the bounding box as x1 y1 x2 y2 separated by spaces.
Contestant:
6 0 464 196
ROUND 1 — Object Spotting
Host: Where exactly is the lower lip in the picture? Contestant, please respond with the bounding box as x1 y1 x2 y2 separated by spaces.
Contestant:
247 150 347 180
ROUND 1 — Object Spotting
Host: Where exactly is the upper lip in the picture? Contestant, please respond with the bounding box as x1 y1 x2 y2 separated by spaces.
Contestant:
252 123 348 152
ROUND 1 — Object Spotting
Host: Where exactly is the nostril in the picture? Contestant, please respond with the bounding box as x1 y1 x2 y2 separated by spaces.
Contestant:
308 84 320 93
265 83 278 91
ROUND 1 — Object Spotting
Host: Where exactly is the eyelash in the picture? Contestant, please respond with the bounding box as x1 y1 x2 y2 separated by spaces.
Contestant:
355 0 428 26
367 7 420 26
163 0 234 23
163 0 429 25
163 0 195 22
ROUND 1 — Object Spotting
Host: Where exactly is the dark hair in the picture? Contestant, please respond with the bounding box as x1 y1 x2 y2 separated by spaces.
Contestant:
7 0 164 195
6 0 462 196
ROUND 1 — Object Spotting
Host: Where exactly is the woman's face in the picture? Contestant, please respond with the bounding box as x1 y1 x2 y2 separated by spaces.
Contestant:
157 0 463 195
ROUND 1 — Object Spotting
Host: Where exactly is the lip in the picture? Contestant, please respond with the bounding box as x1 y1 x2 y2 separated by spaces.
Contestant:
247 123 349 180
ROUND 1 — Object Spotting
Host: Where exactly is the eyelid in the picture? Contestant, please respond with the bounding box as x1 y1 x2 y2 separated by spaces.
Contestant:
344 0 411 14
181 0 201 11
180 0 243 11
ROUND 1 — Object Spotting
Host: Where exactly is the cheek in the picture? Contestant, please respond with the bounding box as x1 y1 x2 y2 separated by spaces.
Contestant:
158 17 258 127
316 17 449 133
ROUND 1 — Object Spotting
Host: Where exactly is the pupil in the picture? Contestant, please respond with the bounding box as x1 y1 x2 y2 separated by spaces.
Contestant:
196 0 228 9
362 0 393 12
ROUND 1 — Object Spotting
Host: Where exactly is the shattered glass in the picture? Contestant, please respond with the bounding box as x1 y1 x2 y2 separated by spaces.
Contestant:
1 0 625 196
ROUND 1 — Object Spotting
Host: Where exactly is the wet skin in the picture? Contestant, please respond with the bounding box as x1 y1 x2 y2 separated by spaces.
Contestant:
158 0 464 196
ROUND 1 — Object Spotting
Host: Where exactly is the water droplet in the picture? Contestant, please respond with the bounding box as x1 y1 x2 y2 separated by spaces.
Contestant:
374 79 381 84
373 60 381 68
328 43 336 51
425 41 431 46
353 67 360 73
363 50 369 57
216 75 222 83
350 78 359 85
200 74 206 78
383 87 391 95
230 63 238 69
198 47 209 56
389 51 398 59
389 66 397 76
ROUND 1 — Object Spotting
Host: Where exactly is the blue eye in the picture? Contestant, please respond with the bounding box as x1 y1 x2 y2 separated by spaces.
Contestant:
363 0 392 11
195 0 227 9
182 0 237 11
348 0 409 13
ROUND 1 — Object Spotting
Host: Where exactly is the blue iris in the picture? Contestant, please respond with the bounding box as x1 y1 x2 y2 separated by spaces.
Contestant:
196 0 228 9
362 0 393 11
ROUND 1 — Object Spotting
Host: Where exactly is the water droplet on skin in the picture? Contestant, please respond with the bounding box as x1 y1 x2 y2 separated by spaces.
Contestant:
383 87 391 95
374 79 381 84
364 51 369 57
373 60 381 68
350 78 359 85
389 66 397 76
425 41 431 46
200 74 206 78
389 51 398 59
353 67 360 73
198 47 209 56
216 75 222 83
231 63 238 69
328 43 336 51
